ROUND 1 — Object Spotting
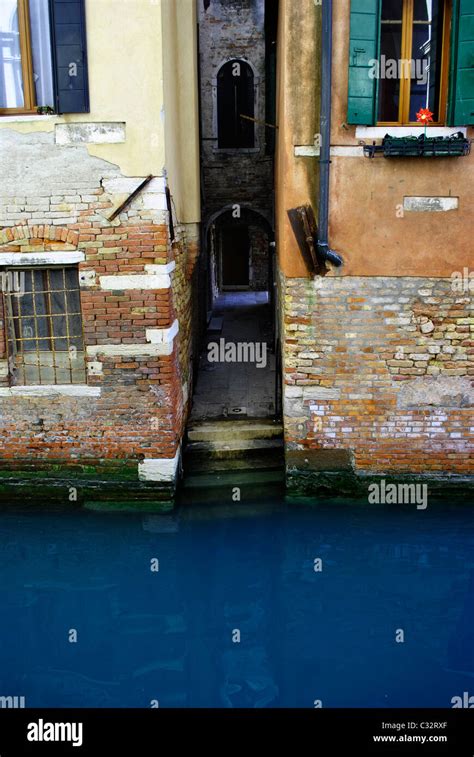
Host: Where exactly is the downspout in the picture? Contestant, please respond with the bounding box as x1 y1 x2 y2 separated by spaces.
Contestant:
317 0 343 268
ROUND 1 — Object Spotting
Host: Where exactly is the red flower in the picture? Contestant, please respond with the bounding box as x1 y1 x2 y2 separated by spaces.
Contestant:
416 108 434 124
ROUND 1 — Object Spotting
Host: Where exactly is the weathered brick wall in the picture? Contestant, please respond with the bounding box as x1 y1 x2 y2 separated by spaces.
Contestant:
0 133 198 490
198 0 273 224
282 275 473 478
249 224 269 290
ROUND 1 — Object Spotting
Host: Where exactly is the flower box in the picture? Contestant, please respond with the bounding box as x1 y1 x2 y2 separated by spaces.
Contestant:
364 132 471 158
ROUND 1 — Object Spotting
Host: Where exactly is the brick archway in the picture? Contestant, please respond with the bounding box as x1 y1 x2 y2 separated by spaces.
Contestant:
0 225 79 249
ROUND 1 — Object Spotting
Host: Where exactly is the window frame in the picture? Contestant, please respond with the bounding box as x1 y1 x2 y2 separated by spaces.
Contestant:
377 0 453 127
3 264 87 387
212 57 260 154
0 0 40 116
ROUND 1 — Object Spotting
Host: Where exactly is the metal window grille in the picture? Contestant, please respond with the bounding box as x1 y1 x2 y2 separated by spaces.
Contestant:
4 266 87 386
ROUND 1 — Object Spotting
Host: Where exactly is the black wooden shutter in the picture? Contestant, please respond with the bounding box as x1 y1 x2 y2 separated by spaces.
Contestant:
49 0 89 114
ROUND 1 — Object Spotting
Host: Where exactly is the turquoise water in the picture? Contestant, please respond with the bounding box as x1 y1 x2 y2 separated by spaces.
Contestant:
0 499 472 707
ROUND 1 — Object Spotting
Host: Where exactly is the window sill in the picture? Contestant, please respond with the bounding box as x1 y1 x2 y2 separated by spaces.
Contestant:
0 114 56 123
0 385 100 398
356 126 467 139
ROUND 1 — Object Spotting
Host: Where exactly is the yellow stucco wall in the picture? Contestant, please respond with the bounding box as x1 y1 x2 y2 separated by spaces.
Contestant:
275 0 320 278
0 0 201 224
0 0 166 175
161 0 201 224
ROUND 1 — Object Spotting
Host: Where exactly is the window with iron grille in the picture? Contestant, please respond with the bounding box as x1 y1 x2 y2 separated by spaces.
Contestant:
4 266 87 386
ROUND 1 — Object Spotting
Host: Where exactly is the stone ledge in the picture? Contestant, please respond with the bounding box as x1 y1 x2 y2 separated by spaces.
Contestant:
86 343 173 358
0 251 85 266
0 385 100 398
86 319 179 358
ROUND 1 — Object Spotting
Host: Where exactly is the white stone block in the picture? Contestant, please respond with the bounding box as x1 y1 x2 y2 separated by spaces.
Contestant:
144 262 175 276
102 176 166 196
138 450 180 483
141 192 167 210
87 361 103 376
403 196 459 213
146 320 179 344
284 386 303 398
303 386 341 400
55 122 126 145
79 270 97 288
99 273 171 290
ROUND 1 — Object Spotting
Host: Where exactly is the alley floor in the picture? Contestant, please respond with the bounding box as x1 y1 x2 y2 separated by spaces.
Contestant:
190 292 276 420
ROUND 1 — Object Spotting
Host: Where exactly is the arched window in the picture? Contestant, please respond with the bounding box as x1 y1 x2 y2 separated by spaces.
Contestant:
217 59 255 149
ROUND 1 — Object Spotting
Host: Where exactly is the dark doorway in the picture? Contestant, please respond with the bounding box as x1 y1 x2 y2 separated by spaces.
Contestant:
221 226 250 288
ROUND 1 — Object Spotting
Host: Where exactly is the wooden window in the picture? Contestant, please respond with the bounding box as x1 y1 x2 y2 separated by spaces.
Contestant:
0 0 52 115
378 0 452 125
0 0 89 116
347 0 474 126
4 267 87 386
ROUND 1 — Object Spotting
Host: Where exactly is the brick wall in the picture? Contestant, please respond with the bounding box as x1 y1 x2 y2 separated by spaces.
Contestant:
249 224 269 290
282 275 473 487
0 156 199 494
198 0 273 230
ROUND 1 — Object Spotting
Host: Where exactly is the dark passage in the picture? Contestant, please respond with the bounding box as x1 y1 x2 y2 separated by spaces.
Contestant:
191 291 275 420
221 226 250 288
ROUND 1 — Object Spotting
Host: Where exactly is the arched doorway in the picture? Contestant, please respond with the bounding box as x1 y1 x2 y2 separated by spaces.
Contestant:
207 207 272 297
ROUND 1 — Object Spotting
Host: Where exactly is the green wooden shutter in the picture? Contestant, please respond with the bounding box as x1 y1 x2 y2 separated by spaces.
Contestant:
49 0 90 114
347 0 380 125
449 0 474 125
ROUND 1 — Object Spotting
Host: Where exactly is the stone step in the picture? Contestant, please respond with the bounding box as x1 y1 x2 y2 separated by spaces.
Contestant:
184 443 283 468
187 419 283 443
187 438 283 453
208 316 224 333
182 469 285 490
183 452 284 473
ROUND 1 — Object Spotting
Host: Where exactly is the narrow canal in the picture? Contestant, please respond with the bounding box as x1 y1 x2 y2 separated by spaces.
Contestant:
0 498 472 708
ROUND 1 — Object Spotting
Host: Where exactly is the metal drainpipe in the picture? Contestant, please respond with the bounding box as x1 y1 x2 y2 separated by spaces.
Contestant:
317 0 343 268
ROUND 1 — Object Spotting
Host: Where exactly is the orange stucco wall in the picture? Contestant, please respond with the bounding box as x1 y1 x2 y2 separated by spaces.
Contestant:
275 0 320 278
276 0 474 278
